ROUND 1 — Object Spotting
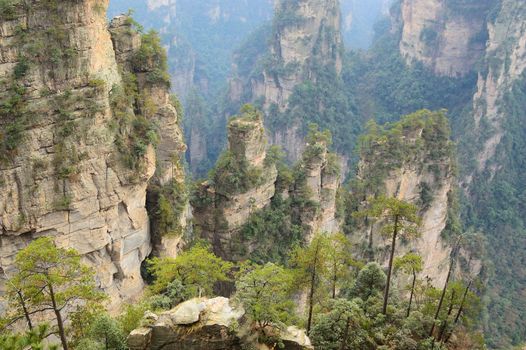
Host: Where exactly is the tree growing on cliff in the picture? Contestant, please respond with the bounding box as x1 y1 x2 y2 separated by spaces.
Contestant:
0 324 58 350
234 262 295 331
394 252 424 317
5 237 105 350
360 197 421 315
147 241 233 298
326 233 357 299
289 233 330 334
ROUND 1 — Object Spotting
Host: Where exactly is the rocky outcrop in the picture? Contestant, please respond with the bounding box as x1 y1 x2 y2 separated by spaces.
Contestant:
229 0 344 162
192 109 278 259
127 297 312 350
467 0 526 178
294 133 341 239
250 0 342 111
398 0 493 77
0 1 186 308
351 111 456 286
192 109 341 259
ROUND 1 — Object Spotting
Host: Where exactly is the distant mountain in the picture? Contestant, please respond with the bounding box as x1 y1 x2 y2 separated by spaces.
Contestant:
108 0 274 98
341 0 392 49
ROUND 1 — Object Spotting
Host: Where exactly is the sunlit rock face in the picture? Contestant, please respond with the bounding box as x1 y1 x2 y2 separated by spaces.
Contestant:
192 114 278 259
127 297 313 350
0 1 187 309
399 0 493 77
351 112 457 287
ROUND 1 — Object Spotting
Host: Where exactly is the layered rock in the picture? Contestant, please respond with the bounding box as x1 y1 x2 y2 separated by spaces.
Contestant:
256 0 343 111
192 108 278 259
351 111 456 286
192 108 341 260
398 0 493 77
294 131 341 239
127 297 312 350
467 0 526 178
229 0 344 162
0 1 186 308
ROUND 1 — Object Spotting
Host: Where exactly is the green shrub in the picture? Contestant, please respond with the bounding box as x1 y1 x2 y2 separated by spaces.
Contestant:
133 30 170 86
88 78 106 92
148 177 188 238
13 56 29 79
0 0 20 20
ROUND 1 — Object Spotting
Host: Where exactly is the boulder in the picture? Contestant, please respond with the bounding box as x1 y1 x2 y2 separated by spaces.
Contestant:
127 297 312 350
167 299 206 325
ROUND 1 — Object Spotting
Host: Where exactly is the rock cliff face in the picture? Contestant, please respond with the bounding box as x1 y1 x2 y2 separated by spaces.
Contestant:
192 109 341 260
229 0 344 162
127 297 312 350
398 0 493 77
468 0 526 177
254 0 342 111
0 1 186 308
393 1 526 345
192 110 278 259
294 135 341 239
351 111 456 286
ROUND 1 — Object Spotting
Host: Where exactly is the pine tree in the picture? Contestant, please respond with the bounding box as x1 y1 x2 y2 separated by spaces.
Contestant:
361 196 421 315
394 252 424 317
6 237 105 350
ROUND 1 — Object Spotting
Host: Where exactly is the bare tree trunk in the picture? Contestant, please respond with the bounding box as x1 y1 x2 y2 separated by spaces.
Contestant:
307 244 320 335
407 270 417 317
49 283 68 350
14 290 33 330
445 280 472 343
383 215 399 315
429 250 455 337
3 270 33 330
438 289 456 342
332 261 337 299
367 218 374 262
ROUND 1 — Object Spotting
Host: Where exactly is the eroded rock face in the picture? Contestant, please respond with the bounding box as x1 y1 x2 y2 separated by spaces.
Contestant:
229 0 343 162
382 162 453 286
399 0 493 77
295 139 341 240
192 111 342 258
0 1 186 308
127 297 312 350
467 0 526 178
256 0 343 111
351 112 455 287
193 114 278 259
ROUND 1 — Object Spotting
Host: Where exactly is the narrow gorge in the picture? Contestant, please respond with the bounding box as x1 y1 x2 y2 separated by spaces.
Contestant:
1 0 525 349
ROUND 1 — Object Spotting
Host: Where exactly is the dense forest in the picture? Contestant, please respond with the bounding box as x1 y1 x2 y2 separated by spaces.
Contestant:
1 0 525 349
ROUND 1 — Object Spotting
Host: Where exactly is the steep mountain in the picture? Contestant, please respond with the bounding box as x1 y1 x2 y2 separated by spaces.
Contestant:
107 0 274 100
192 108 279 259
0 0 187 309
107 0 390 174
344 0 526 346
192 107 341 261
229 0 354 163
460 1 526 346
398 0 494 77
346 110 463 287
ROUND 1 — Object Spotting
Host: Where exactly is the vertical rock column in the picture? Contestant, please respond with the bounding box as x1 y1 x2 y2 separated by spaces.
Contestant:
192 111 277 259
